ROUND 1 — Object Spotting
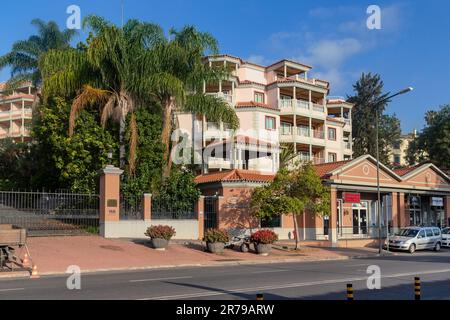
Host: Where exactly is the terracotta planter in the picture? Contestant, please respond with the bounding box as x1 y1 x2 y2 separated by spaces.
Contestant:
150 238 169 251
207 242 225 254
255 243 272 256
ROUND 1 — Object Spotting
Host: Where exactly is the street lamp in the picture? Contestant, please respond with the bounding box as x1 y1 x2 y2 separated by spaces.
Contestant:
375 87 413 255
107 149 113 166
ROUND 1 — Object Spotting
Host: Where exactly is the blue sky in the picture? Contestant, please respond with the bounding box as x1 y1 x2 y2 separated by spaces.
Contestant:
1 0 449 133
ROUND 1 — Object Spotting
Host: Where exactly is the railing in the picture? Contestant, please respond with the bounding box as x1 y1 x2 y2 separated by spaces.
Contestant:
312 104 325 112
151 197 196 220
296 100 310 110
345 142 352 149
0 190 99 236
280 125 293 135
279 99 293 109
120 194 143 220
297 152 311 162
205 92 233 104
297 126 310 137
313 130 325 139
206 122 219 131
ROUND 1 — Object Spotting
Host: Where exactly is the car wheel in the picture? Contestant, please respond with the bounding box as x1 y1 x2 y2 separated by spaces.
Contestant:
408 244 416 254
435 242 441 252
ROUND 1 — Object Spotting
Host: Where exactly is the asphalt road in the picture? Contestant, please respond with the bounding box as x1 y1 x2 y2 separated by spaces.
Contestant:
0 249 449 300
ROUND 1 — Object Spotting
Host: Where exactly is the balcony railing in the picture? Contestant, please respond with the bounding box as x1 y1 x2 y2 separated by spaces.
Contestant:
312 104 325 112
280 125 293 135
313 157 325 165
345 142 352 149
206 92 233 104
297 152 311 162
206 122 219 130
296 100 310 110
279 99 293 109
297 126 310 137
313 130 325 139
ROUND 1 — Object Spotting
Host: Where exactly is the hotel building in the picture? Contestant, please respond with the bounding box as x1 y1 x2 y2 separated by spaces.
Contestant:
176 54 354 174
0 82 35 142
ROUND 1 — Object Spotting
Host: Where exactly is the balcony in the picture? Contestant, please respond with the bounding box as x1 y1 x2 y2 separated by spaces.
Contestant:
280 124 293 135
279 99 293 110
297 126 310 137
312 103 325 113
313 130 325 139
296 100 310 110
206 92 233 105
208 157 232 170
344 142 352 150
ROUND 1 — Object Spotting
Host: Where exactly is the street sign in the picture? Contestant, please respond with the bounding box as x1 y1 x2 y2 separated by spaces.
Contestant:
343 192 361 204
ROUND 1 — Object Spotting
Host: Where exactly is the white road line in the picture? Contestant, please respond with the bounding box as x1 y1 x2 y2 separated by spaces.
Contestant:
0 288 24 293
139 268 450 300
130 276 193 283
347 264 370 267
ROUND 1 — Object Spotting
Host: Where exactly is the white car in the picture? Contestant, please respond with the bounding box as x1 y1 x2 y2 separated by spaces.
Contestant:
442 228 450 247
385 227 442 254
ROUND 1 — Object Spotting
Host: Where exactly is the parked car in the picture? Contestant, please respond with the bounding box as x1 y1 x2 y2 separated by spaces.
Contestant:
384 226 442 253
441 227 450 247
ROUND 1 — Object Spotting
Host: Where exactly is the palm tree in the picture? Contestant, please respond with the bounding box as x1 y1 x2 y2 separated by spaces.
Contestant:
0 19 77 90
40 16 166 173
279 143 298 169
141 26 239 177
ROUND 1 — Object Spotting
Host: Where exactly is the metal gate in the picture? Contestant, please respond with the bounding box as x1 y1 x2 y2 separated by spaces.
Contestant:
204 196 218 231
0 191 99 236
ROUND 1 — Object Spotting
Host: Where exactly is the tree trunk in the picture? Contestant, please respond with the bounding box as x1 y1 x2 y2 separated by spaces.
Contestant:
119 110 127 169
293 214 300 250
161 99 174 178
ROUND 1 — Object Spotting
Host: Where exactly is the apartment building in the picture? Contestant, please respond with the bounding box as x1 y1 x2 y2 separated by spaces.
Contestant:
390 130 417 167
176 54 354 174
0 82 35 142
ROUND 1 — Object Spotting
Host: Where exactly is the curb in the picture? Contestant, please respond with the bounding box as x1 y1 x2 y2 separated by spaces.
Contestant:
4 253 378 279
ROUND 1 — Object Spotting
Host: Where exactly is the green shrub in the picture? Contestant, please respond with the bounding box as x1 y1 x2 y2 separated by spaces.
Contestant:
204 229 230 243
145 225 176 240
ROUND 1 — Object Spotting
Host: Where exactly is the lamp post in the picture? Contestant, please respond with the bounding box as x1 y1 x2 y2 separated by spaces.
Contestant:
375 87 413 255
107 149 113 166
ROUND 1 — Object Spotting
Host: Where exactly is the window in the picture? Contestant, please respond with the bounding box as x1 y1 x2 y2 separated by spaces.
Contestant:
328 127 336 141
433 228 441 236
328 153 337 163
394 155 401 165
254 92 265 103
393 141 401 149
265 116 276 130
425 229 433 237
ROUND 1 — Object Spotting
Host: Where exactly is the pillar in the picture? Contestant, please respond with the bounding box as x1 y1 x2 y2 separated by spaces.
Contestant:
143 193 152 221
196 196 205 240
329 187 338 247
99 165 123 237
398 192 407 227
445 196 450 226
391 192 399 233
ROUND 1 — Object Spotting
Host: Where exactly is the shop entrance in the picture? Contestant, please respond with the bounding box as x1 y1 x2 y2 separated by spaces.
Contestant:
352 204 368 235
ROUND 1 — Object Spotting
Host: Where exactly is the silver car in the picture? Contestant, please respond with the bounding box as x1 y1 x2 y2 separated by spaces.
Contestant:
442 227 450 247
385 227 442 254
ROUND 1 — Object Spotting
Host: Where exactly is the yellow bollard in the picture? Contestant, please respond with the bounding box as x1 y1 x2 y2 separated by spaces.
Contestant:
256 293 264 301
414 277 421 300
347 284 354 301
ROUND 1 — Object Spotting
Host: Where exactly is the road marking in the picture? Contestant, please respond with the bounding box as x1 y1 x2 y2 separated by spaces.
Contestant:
0 288 24 293
251 270 289 274
140 268 450 300
130 276 193 283
347 264 370 267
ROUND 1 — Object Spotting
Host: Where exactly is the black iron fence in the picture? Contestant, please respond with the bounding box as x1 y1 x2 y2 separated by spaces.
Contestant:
120 194 143 220
0 190 99 236
151 197 196 220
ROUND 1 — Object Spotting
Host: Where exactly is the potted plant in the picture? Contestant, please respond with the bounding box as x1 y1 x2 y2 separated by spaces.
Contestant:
204 229 230 254
145 225 176 251
251 229 278 256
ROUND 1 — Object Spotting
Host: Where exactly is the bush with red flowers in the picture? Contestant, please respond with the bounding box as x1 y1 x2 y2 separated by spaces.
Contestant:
250 229 278 245
145 225 176 240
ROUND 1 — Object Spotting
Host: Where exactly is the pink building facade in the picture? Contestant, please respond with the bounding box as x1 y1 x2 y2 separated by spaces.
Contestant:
176 54 353 175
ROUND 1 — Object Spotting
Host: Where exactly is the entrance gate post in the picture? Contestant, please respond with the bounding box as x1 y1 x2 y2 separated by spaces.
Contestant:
99 165 123 237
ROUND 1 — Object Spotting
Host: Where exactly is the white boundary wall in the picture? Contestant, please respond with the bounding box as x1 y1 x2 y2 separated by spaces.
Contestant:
100 220 199 240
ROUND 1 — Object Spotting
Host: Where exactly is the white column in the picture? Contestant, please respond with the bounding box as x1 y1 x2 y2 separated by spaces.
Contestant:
21 100 25 137
308 90 312 109
284 65 287 78
203 81 206 94
219 80 222 94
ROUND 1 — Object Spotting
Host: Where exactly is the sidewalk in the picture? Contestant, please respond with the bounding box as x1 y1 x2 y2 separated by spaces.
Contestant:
8 236 378 276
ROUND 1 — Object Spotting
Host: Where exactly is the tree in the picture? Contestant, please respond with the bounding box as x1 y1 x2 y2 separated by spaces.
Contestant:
142 26 240 177
0 19 77 89
251 162 330 250
348 73 401 164
31 97 116 193
40 16 165 172
407 105 450 169
0 139 34 190
279 143 298 169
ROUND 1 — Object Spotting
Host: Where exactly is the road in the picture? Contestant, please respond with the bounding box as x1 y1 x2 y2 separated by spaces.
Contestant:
0 249 449 300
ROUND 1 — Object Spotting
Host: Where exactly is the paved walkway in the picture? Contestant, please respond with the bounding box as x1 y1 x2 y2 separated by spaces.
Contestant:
20 236 377 275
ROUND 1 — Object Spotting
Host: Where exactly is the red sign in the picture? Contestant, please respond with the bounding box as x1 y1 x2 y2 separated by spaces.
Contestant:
343 192 361 204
